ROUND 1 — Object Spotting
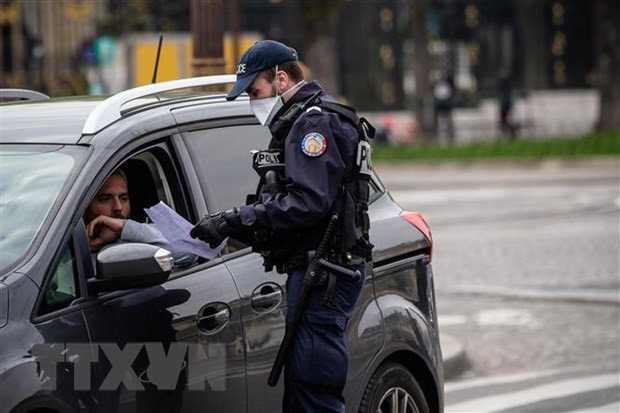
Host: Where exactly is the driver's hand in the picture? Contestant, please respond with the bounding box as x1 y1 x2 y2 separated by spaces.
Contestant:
87 216 126 251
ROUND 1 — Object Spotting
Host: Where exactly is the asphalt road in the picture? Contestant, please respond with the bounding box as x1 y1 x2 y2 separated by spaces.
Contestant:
375 158 620 412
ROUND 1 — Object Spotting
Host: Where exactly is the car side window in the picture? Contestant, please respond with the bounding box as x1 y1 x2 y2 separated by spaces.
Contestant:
184 124 383 211
183 124 271 212
39 241 79 315
122 150 177 223
86 144 199 271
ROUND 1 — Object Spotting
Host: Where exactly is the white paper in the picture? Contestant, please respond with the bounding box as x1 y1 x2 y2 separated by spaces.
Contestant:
144 201 226 260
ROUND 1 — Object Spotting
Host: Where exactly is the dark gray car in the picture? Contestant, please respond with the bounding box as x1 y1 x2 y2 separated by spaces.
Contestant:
0 78 443 413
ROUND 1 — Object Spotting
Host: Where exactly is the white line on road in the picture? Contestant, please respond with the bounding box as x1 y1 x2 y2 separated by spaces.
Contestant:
446 373 620 412
445 368 575 393
438 314 469 327
569 400 620 413
474 308 539 327
439 309 540 328
389 185 616 205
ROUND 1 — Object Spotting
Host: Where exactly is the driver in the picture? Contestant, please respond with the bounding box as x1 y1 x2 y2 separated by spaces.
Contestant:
84 170 196 268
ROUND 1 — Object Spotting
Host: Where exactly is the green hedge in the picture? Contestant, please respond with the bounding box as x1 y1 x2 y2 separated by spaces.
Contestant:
372 132 620 162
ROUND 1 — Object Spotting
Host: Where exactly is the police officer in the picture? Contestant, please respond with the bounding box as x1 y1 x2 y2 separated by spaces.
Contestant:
190 40 373 413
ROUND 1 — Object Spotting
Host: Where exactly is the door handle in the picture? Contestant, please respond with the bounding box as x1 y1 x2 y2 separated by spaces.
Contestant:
251 283 283 311
198 309 229 325
197 303 230 334
252 290 283 308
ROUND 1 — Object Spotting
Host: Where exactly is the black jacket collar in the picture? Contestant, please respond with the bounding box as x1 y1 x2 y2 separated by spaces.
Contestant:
269 81 326 127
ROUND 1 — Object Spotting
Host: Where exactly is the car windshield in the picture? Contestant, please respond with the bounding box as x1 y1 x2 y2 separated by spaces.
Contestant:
0 145 82 273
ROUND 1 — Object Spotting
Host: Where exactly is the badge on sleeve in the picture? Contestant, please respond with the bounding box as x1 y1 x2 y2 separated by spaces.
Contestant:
301 132 327 157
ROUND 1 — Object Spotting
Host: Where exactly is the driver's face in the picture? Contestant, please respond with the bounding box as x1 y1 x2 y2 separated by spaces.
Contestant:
246 76 276 101
85 174 131 223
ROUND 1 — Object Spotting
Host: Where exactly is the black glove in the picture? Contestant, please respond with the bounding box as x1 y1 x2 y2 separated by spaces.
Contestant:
260 170 285 197
190 207 242 248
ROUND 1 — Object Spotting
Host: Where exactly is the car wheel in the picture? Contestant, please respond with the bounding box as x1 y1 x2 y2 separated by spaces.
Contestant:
359 362 430 413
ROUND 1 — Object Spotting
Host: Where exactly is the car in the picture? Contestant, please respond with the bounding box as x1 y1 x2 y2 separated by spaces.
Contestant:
0 77 443 413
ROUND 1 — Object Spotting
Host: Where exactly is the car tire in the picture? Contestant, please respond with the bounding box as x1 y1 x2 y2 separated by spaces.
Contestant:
359 362 430 413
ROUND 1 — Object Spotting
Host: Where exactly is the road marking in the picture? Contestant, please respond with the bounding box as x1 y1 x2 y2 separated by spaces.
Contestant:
389 186 616 205
446 373 620 412
438 314 468 327
445 368 573 392
570 400 620 413
390 188 513 204
474 308 539 327
439 309 540 328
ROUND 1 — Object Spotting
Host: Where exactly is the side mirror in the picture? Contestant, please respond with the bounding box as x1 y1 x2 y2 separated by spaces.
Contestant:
87 243 173 294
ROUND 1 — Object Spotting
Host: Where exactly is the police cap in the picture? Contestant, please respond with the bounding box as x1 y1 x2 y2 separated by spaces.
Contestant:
226 40 298 101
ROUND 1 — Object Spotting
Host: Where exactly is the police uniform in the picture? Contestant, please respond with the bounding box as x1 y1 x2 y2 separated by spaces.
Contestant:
246 80 369 412
190 40 373 413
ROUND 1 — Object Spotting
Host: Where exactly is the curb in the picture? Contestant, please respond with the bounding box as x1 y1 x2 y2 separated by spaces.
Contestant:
441 334 469 380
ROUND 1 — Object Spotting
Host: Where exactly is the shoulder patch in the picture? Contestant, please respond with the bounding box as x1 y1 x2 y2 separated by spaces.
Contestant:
301 132 327 157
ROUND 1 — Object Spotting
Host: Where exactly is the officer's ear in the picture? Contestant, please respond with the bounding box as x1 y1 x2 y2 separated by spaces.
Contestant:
276 70 290 92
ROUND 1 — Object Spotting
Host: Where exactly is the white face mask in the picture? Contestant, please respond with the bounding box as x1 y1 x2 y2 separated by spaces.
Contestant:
250 66 305 126
250 95 282 126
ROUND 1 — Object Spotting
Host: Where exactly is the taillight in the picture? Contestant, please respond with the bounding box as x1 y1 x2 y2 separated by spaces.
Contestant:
400 211 433 261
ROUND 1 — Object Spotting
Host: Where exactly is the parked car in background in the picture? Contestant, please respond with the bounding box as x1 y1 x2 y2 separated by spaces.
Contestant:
0 78 443 413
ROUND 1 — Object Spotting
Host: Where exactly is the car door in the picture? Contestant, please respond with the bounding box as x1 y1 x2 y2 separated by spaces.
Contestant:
179 121 289 411
24 223 98 411
80 141 247 413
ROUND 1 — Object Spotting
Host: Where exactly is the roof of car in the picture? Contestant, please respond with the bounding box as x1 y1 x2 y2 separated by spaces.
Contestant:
0 97 106 144
2 76 240 145
0 93 242 145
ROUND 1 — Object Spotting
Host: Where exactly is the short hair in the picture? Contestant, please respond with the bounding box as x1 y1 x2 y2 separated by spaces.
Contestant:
258 48 305 84
110 168 128 185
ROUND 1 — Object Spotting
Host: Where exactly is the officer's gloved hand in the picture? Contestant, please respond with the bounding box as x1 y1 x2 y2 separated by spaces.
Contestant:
260 181 284 198
190 207 242 248
260 170 284 198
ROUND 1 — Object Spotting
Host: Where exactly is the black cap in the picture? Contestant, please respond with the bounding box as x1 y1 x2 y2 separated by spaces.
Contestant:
226 40 298 101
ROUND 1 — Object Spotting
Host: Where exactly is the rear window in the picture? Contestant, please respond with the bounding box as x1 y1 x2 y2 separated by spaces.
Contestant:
0 145 83 273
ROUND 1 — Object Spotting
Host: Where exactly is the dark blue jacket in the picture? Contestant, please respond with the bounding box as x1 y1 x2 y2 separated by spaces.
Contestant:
239 81 359 232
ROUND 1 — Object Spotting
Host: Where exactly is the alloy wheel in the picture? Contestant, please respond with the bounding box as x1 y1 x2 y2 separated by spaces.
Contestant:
376 386 420 413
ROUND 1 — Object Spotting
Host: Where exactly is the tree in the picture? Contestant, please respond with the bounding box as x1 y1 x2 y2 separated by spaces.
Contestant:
299 1 345 96
411 0 434 140
595 0 620 131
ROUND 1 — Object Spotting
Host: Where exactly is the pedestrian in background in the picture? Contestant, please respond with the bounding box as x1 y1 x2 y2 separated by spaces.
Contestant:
433 76 455 144
498 68 516 139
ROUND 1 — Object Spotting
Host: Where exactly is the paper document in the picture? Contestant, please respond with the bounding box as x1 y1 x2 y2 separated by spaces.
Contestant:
145 201 226 260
